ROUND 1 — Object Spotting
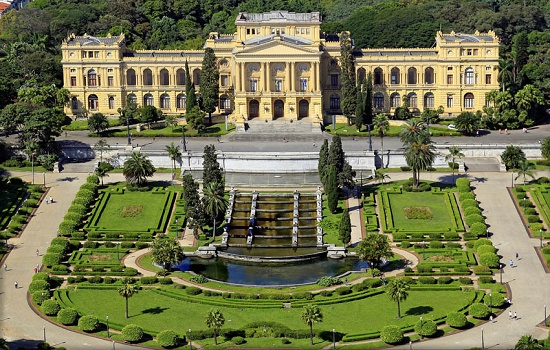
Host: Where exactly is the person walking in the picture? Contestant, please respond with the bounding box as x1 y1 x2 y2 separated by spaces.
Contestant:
49 196 53 203
509 311 512 319
509 259 514 268
3 263 7 271
36 249 39 256
516 252 519 259
514 312 517 319
14 281 18 289
33 267 38 274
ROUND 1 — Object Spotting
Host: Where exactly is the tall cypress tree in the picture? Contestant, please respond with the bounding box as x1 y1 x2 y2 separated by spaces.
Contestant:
185 60 196 111
200 48 219 125
318 139 329 186
354 80 364 131
202 144 223 189
326 165 339 214
339 208 351 246
339 31 356 124
365 72 373 126
328 134 345 174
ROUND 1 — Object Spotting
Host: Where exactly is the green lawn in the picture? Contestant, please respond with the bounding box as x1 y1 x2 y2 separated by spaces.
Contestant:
387 192 455 231
327 123 461 137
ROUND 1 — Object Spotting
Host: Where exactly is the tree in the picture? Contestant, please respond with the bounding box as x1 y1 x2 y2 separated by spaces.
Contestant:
339 31 356 123
93 139 110 163
354 80 364 131
200 47 219 125
444 146 464 184
514 335 542 350
455 112 480 135
122 152 156 186
186 106 206 134
326 165 339 214
88 113 109 135
328 134 345 174
118 96 139 125
165 142 181 179
399 119 425 144
318 139 329 187
338 162 355 189
338 208 351 246
495 56 514 92
202 144 223 188
182 174 206 238
501 145 526 170
165 114 177 130
301 304 323 346
386 278 410 318
0 103 30 135
19 107 65 155
185 60 196 111
542 137 550 160
358 233 393 276
139 105 161 126
404 137 436 188
373 114 389 168
205 309 225 345
202 181 227 241
374 170 390 184
151 235 184 273
364 72 373 126
95 161 113 186
515 161 535 187
118 277 138 319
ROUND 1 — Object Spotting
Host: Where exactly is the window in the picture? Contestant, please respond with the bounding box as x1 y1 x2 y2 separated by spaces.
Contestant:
424 67 434 84
160 94 170 109
447 94 453 108
219 95 230 109
329 94 340 110
465 68 474 85
88 51 93 58
143 69 153 86
144 94 154 106
70 76 77 87
447 66 453 70
330 74 338 87
374 93 384 109
464 93 474 108
128 93 137 104
177 94 186 109
127 69 136 86
250 79 258 92
274 79 283 92
193 69 201 85
390 93 401 108
87 69 97 86
221 75 229 87
107 69 113 73
88 94 99 110
447 74 453 85
300 78 307 92
485 96 493 107
485 74 492 84
94 51 99 58
160 69 169 85
473 49 478 55
176 69 185 86
408 93 417 108
71 97 78 110
108 96 115 110
407 68 417 85
357 68 366 82
374 68 383 85
424 93 434 108
391 68 400 84
107 76 113 87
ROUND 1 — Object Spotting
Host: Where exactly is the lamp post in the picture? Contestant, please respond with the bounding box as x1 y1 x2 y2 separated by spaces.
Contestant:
31 152 35 184
43 325 46 342
126 113 131 146
523 197 527 214
500 267 503 285
106 316 109 338
489 293 492 315
43 172 46 187
541 228 543 248
481 328 485 350
332 328 336 350
409 340 412 350
422 241 425 260
545 305 547 327
486 229 489 239
188 329 192 350
367 124 373 152
181 125 187 152
419 317 423 339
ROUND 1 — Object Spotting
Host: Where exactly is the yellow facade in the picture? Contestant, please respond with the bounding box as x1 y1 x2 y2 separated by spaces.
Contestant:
61 11 499 123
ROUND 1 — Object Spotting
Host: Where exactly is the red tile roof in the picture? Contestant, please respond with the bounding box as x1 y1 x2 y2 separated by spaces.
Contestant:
0 2 10 13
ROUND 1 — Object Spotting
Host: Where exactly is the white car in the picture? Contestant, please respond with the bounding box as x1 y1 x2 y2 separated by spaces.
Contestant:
447 124 456 130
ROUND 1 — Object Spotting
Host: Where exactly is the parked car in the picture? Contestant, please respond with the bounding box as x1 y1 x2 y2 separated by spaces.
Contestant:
448 124 456 130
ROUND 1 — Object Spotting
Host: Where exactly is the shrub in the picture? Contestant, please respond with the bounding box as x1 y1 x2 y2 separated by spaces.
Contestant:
469 222 487 237
380 325 403 344
456 178 470 188
417 265 432 273
400 166 411 172
159 278 173 285
363 278 383 288
317 276 341 287
87 174 100 184
465 214 485 226
525 208 538 215
537 176 549 184
157 330 179 347
445 242 462 249
464 207 482 216
469 303 491 319
415 318 437 337
461 199 478 209
473 238 493 251
140 276 158 284
429 241 444 249
42 253 63 267
473 265 492 275
479 253 500 268
531 223 544 232
418 277 436 284
318 290 333 297
83 241 98 249
446 312 467 328
32 290 51 305
459 192 475 201
51 265 69 273
458 277 473 284
186 287 202 295
477 245 496 255
122 324 144 343
104 277 116 284
189 275 208 284
136 242 149 249
438 276 453 284
233 336 246 345
29 280 50 294
121 242 135 249
88 276 103 284
40 299 61 316
334 286 352 295
33 272 50 282
91 266 104 273
478 276 494 284
292 292 314 300
400 241 411 248
281 338 291 344
78 315 100 332
527 215 541 223
57 308 79 325
454 266 470 273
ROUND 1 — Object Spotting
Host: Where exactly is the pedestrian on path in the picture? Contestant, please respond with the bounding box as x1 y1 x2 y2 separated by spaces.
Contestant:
33 267 38 274
49 196 53 203
510 259 514 268
36 249 39 256
3 263 7 271
45 198 49 204
14 281 18 289
509 311 512 319
514 312 517 319
516 252 519 259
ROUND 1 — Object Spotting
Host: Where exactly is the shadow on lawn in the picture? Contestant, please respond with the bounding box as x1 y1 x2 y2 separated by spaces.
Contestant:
405 306 433 316
141 306 169 315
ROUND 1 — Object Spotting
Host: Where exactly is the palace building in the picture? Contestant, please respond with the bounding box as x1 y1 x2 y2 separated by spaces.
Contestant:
61 11 500 125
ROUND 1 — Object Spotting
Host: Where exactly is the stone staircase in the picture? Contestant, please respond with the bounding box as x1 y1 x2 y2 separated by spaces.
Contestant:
226 117 326 142
463 157 502 172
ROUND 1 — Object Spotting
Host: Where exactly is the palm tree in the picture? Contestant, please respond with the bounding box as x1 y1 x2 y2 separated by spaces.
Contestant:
122 151 156 186
404 136 436 188
94 162 113 186
165 142 181 180
444 146 465 185
205 309 225 345
118 278 138 319
501 145 526 170
202 182 228 241
373 114 390 168
93 139 110 163
386 278 410 318
399 119 425 144
374 169 390 184
151 235 184 274
495 56 513 92
301 304 323 346
514 335 542 350
515 161 535 188
542 137 550 160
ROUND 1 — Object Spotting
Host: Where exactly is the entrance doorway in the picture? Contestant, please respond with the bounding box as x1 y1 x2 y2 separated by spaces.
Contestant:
274 100 284 119
249 100 259 118
298 100 309 119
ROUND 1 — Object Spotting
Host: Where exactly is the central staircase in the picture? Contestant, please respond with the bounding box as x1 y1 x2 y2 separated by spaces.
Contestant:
226 117 327 142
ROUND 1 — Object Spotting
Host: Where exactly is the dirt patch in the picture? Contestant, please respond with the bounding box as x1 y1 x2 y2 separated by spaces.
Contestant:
120 205 144 218
404 206 433 220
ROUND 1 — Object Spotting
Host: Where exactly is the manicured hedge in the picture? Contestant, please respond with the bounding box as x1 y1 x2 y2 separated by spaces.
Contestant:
479 253 500 268
29 280 50 294
122 324 144 343
57 308 79 325
484 292 505 308
446 312 467 328
41 299 61 316
380 325 403 344
477 245 496 255
469 302 491 319
32 290 50 305
42 253 63 267
78 315 100 332
157 330 179 347
415 318 437 337
473 239 493 251
465 214 485 226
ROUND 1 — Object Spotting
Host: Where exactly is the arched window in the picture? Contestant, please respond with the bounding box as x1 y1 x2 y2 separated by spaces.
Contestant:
424 92 434 108
160 94 170 109
88 94 99 110
144 93 154 106
465 67 474 85
464 92 474 108
108 96 115 110
143 69 153 86
357 68 366 82
193 68 201 85
407 67 417 85
88 69 97 87
374 68 383 85
71 97 78 110
390 93 401 108
408 93 417 108
219 95 230 110
126 69 136 86
329 94 340 110
176 69 185 86
391 68 400 85
160 69 170 86
177 94 186 109
425 67 434 84
128 93 137 105
374 93 384 109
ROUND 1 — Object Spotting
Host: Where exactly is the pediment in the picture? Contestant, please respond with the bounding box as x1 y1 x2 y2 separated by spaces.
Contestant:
236 40 319 56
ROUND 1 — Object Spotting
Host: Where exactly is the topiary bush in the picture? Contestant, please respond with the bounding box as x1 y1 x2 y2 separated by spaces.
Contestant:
32 290 51 305
380 325 403 344
57 308 79 325
464 207 482 216
415 318 437 337
29 280 50 294
484 292 505 307
429 241 444 249
42 253 63 267
473 265 492 275
479 252 500 268
185 286 202 295
78 315 100 332
232 336 246 345
157 330 179 347
473 238 493 251
459 192 475 201
32 272 50 282
469 222 487 237
458 277 473 284
461 199 478 209
456 178 470 188
446 312 467 328
122 324 144 343
334 286 352 295
477 245 496 255
478 276 494 284
465 214 485 226
469 303 491 319
527 215 541 223
418 277 436 284
40 299 61 316
438 276 453 284
317 276 342 287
